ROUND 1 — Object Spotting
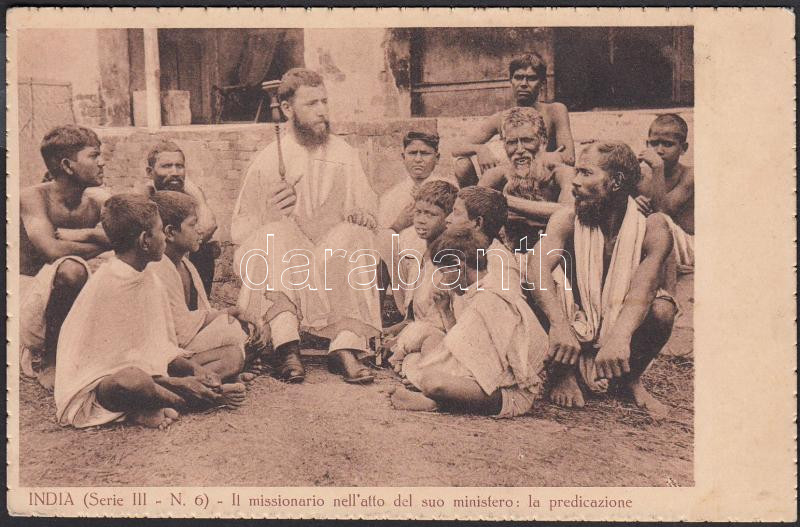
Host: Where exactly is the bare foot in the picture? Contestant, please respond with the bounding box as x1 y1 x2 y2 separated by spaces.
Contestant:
390 388 438 412
37 364 56 392
628 379 669 420
237 372 257 385
401 377 421 392
549 369 585 408
132 408 179 430
220 383 246 408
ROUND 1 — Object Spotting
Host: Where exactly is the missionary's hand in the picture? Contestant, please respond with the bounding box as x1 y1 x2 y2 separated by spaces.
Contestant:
346 208 377 230
269 180 297 215
476 144 500 172
637 148 664 171
391 203 416 233
634 195 654 216
594 334 631 380
540 147 566 173
547 321 581 365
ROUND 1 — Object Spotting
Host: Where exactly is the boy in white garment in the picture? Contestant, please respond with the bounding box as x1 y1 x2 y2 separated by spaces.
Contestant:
149 191 250 386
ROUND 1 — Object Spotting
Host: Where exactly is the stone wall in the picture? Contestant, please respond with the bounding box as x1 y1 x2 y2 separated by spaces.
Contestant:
17 108 692 282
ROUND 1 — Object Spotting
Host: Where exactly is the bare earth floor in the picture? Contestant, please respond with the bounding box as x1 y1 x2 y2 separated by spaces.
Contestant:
18 276 694 488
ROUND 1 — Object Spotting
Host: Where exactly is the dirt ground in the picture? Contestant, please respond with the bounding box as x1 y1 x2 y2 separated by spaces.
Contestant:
18 274 694 488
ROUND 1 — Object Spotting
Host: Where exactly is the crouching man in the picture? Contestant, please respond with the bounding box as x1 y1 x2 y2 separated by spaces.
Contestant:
528 141 676 418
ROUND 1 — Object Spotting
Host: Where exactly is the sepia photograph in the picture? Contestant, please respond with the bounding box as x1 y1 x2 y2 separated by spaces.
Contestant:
5 7 795 522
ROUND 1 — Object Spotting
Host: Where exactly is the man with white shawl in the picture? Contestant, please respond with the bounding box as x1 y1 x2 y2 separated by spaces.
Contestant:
231 68 381 384
528 141 677 418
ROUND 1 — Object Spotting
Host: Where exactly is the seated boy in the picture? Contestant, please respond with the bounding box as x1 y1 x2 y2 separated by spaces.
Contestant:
55 194 244 430
385 180 459 371
20 125 113 389
635 114 694 273
478 106 575 253
390 227 549 417
148 191 251 384
377 131 448 294
445 186 520 291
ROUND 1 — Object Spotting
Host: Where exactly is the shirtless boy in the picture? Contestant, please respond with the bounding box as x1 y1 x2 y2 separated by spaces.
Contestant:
20 125 112 388
635 114 694 271
452 52 575 187
528 141 677 418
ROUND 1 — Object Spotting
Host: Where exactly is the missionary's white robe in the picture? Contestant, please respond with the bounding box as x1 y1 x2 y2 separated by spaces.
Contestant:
231 132 381 352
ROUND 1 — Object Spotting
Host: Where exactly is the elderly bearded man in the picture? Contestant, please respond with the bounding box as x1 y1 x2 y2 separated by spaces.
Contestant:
231 68 381 385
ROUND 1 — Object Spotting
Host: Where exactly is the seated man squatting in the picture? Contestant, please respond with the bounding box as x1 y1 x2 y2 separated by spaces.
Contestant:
390 227 549 418
55 194 244 430
528 141 677 417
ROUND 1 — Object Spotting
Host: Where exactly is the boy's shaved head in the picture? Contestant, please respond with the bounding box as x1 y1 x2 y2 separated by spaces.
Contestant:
431 225 490 271
650 113 689 142
457 186 508 240
101 193 160 251
40 125 101 178
150 190 197 230
414 180 458 214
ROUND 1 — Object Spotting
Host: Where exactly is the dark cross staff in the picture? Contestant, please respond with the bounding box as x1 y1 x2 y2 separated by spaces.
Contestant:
261 80 286 183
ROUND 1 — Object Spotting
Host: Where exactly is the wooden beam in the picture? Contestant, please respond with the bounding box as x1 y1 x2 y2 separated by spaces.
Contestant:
143 28 161 130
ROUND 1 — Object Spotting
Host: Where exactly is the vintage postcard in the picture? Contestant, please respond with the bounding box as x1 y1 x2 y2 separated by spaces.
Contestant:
5 7 796 521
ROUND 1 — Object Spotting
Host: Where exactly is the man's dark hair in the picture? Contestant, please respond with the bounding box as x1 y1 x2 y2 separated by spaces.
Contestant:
414 180 458 215
403 131 440 151
650 113 689 143
150 191 198 231
431 226 490 272
101 193 159 252
592 141 642 195
457 186 508 240
508 52 547 80
146 140 185 169
277 68 325 103
40 125 101 179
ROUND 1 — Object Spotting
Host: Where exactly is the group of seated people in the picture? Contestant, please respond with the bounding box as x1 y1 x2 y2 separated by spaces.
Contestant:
18 53 694 430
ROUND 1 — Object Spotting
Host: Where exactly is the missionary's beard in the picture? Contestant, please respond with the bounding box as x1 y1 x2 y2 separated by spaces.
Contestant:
575 196 610 228
293 116 330 147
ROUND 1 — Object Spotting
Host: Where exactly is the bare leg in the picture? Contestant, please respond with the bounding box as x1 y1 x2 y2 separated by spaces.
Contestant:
184 345 245 382
453 157 479 188
548 364 586 408
390 386 438 412
418 368 502 415
96 367 184 429
624 298 676 418
169 352 247 406
40 260 88 389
